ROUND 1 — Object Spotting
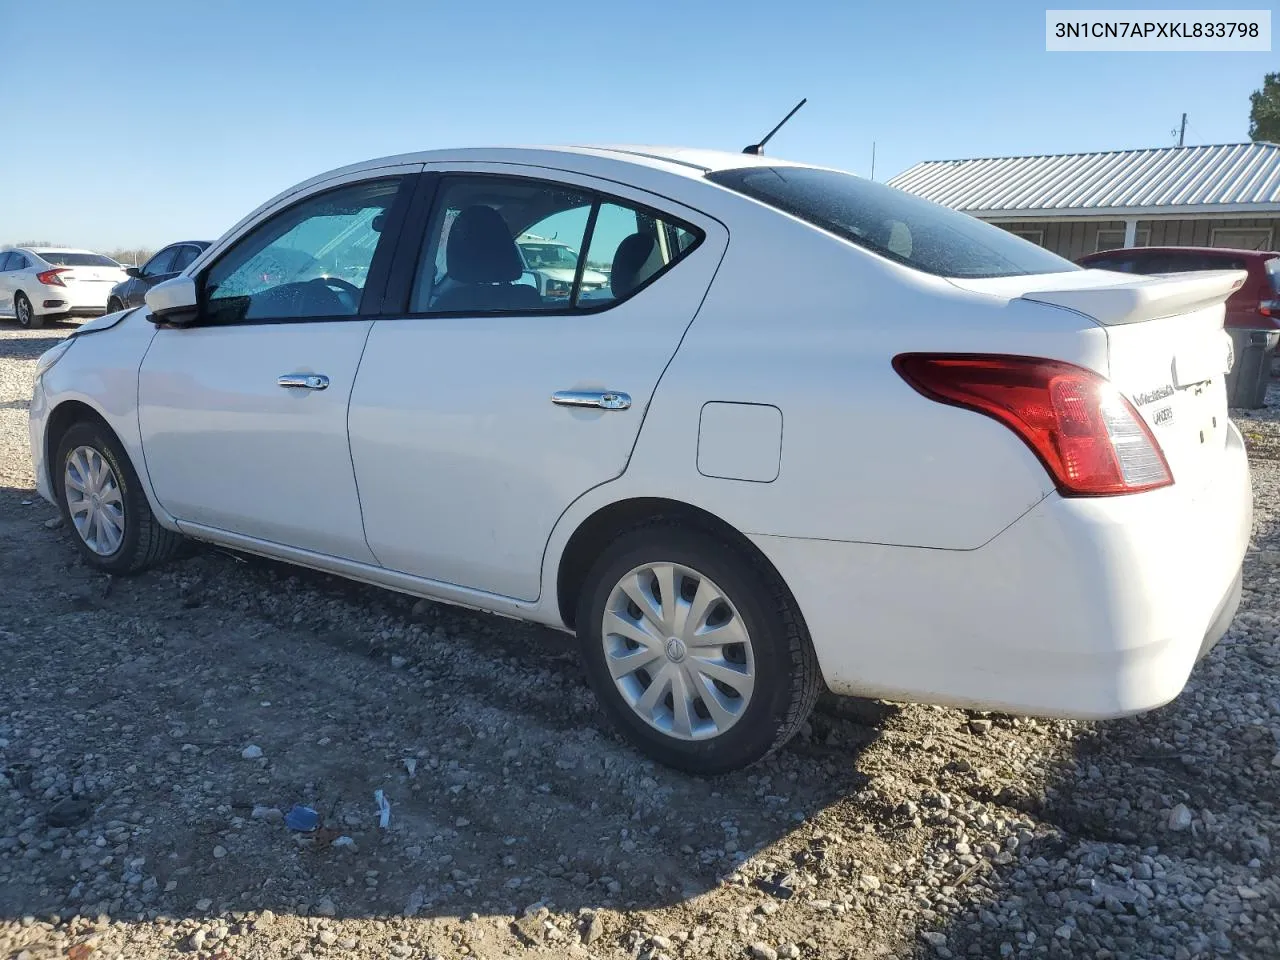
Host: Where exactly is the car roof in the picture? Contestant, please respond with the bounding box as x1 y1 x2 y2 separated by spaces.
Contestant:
278 144 806 198
25 247 107 256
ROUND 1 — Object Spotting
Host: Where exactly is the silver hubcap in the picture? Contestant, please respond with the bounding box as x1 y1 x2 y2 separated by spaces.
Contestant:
64 446 125 556
602 562 755 741
17 298 30 324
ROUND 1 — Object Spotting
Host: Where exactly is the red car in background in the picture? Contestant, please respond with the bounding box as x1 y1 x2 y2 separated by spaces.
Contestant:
1077 246 1280 330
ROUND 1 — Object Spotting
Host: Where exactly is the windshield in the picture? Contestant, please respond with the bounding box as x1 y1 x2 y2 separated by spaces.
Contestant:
36 251 120 268
707 166 1079 279
519 242 580 269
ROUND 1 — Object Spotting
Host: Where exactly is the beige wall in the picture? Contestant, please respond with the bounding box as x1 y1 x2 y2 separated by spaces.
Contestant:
992 216 1280 260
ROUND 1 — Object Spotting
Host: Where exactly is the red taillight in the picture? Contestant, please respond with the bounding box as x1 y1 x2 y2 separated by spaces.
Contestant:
893 354 1173 497
1260 299 1280 318
36 268 68 286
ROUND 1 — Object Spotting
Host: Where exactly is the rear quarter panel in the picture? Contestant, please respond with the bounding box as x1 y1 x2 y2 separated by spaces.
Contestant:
542 201 1111 582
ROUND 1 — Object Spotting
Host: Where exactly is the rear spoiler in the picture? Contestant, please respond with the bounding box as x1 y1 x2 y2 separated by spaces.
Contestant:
1017 270 1247 326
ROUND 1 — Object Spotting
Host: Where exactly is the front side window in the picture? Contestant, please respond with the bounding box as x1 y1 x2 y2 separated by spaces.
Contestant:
171 245 201 272
142 248 177 277
203 177 402 324
708 166 1078 279
410 175 704 314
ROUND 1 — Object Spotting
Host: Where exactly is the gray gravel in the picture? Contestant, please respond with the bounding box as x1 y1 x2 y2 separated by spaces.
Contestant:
1 320 1278 959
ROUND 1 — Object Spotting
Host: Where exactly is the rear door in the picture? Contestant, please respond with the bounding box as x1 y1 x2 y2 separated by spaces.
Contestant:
347 166 727 601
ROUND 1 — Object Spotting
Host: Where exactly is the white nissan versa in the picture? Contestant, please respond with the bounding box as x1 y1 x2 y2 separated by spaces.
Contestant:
28 146 1252 773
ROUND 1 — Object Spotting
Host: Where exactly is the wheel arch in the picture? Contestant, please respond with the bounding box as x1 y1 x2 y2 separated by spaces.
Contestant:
44 400 118 496
554 496 804 633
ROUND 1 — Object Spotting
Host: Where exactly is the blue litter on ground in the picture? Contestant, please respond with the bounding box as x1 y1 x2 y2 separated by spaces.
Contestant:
285 804 319 832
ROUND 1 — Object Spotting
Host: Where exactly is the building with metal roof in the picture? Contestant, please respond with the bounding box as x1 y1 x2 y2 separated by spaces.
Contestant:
886 141 1280 260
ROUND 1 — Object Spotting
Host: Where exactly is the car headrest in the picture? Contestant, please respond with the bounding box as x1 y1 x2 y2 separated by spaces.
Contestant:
610 233 659 299
446 206 523 284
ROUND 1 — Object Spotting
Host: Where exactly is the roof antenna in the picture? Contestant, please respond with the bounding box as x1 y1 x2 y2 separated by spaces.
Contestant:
742 98 807 155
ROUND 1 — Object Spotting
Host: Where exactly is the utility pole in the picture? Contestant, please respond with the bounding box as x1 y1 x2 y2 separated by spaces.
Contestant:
1177 112 1187 147
871 141 876 181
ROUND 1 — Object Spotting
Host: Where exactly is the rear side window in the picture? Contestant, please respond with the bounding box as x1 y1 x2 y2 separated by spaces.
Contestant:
706 166 1078 278
36 251 119 267
409 174 704 314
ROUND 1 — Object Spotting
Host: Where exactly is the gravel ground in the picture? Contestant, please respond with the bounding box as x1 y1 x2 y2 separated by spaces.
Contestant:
1 322 1278 960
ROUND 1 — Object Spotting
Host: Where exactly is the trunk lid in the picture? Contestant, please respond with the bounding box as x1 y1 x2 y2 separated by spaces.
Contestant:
62 266 125 285
951 268 1247 495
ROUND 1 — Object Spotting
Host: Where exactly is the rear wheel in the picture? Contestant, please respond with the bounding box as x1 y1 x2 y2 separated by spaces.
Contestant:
14 292 41 329
55 420 182 574
576 524 820 774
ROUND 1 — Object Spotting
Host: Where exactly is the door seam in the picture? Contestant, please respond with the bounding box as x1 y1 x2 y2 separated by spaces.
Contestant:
347 319 384 567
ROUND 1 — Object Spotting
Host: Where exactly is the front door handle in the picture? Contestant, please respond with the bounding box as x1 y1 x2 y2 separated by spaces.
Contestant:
551 390 631 411
278 373 329 391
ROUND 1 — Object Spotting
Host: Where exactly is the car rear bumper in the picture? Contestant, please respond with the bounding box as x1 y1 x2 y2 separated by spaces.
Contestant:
32 284 108 315
751 421 1252 719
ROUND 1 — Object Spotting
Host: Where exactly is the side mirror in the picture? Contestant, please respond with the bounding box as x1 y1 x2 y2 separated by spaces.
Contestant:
145 276 200 326
125 266 141 279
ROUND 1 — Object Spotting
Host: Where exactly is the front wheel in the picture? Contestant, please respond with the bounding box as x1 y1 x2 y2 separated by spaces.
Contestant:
576 524 820 774
106 297 124 314
55 420 182 574
14 292 41 329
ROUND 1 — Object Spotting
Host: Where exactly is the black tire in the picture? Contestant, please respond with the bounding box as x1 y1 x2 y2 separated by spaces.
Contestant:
14 292 42 329
54 420 182 574
576 523 820 774
106 297 124 314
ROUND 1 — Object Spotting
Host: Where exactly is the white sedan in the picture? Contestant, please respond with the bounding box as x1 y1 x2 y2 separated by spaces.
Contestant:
28 146 1252 773
0 247 128 328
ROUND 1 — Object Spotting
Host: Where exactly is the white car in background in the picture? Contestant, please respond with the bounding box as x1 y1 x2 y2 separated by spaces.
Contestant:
0 247 127 328
27 146 1252 774
516 234 608 300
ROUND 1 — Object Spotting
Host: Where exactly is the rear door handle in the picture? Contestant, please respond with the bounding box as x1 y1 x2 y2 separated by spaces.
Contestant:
278 373 329 390
551 390 631 410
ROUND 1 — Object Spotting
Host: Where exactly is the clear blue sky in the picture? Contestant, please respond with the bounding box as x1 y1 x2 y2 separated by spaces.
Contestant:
1 0 1273 250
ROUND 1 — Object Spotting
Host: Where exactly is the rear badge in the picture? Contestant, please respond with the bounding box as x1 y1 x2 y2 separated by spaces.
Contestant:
1153 405 1174 426
1133 384 1174 406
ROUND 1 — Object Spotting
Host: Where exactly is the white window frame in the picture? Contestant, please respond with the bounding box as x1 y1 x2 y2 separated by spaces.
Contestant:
1210 227 1273 250
1095 228 1149 252
1009 229 1043 246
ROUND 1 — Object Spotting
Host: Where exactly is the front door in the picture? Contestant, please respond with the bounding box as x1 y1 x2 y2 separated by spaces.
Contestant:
138 173 414 561
348 168 726 601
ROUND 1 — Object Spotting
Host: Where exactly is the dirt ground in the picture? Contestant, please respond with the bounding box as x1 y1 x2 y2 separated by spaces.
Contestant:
2 321 1279 960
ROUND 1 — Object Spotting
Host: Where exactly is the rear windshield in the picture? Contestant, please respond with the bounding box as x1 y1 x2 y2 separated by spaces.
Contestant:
1267 257 1280 295
36 251 119 267
706 166 1079 279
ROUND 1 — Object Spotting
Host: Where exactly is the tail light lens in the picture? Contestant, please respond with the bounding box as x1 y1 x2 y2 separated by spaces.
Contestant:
36 268 68 286
894 354 1173 496
1259 299 1279 318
